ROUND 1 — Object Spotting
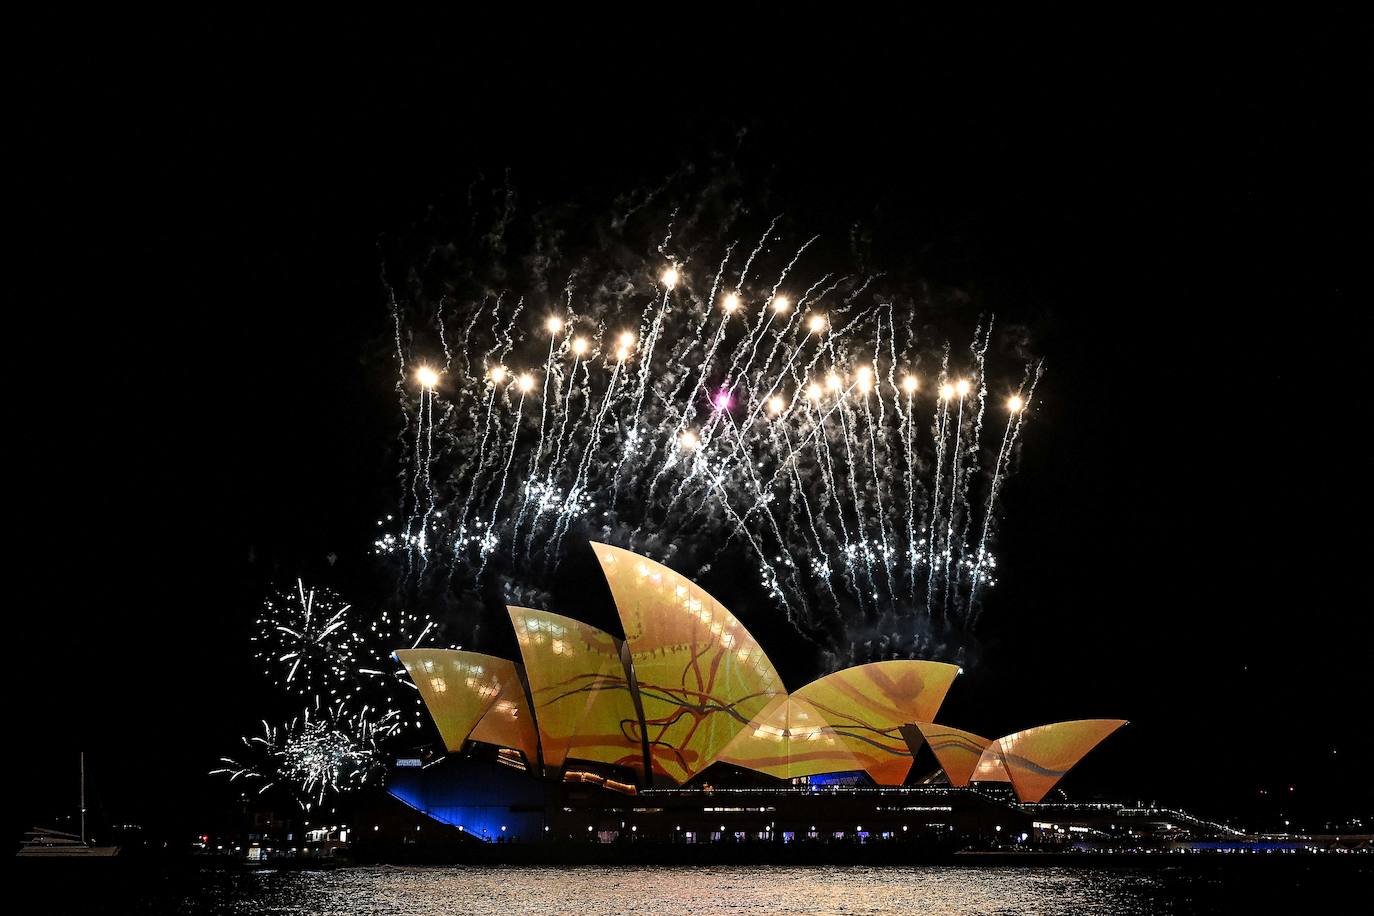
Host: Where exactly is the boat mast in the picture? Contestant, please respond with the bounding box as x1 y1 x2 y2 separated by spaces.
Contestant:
80 751 87 845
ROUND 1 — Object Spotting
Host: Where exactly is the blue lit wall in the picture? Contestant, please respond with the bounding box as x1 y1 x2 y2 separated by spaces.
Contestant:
387 757 547 843
804 771 870 787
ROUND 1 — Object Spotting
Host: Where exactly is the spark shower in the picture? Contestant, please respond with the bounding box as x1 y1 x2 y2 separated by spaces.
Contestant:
378 193 1041 666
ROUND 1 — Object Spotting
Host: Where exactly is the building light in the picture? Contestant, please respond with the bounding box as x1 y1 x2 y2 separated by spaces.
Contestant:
386 543 1127 850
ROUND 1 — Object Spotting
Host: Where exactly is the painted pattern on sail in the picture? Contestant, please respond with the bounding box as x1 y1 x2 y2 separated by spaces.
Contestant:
590 542 785 783
992 719 1128 803
507 606 643 772
394 649 518 752
715 695 865 779
792 661 960 785
906 722 991 787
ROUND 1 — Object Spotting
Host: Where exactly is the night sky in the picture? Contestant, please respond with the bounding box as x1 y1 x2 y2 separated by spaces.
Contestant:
12 14 1369 842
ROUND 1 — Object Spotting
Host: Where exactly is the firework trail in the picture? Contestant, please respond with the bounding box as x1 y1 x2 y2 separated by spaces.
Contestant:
970 362 1043 623
545 356 625 567
477 379 532 577
714 410 805 619
518 340 589 563
511 321 562 534
375 186 1040 664
860 367 899 604
943 382 967 616
924 356 951 617
643 248 735 511
949 322 993 607
451 364 502 559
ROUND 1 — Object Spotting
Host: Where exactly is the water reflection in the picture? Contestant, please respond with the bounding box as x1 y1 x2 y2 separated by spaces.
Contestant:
207 865 1166 915
23 862 1369 915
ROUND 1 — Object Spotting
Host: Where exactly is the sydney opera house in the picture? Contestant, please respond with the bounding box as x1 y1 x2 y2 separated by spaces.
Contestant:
374 542 1125 849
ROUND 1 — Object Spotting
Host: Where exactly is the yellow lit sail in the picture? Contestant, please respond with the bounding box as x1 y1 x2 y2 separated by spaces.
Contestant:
793 661 960 785
990 719 1128 803
591 542 785 783
394 649 522 753
395 548 1126 800
715 695 864 779
467 665 539 766
507 606 643 773
907 722 991 787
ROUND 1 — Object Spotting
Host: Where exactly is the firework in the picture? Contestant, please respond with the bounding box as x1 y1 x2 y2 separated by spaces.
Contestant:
378 193 1039 664
212 699 401 810
355 604 448 733
252 580 365 697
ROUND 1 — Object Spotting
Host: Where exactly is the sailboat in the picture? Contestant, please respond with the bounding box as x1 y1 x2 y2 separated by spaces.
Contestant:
17 753 121 858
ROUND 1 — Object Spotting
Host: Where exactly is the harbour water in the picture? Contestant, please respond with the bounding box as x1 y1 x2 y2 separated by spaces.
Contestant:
17 861 1371 914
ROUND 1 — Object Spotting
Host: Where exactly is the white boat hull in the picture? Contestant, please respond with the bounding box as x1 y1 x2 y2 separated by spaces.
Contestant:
17 844 121 858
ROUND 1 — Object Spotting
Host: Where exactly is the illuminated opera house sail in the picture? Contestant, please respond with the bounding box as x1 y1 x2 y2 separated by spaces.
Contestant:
385 542 1125 840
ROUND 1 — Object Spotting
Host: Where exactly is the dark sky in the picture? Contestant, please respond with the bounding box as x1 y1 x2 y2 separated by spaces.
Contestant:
11 13 1370 840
